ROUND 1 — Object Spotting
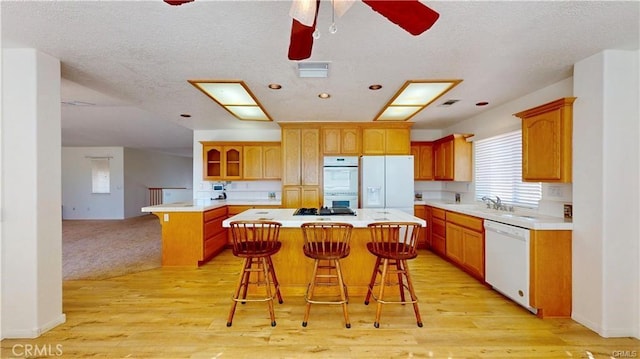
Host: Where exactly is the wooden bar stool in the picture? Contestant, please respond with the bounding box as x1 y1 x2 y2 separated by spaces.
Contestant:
364 222 423 328
227 220 283 327
301 222 353 328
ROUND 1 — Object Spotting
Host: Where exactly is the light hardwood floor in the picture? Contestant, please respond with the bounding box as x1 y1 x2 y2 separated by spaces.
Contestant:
2 249 638 358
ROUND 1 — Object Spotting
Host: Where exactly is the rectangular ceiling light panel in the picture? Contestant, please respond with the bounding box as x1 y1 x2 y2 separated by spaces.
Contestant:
188 80 272 121
374 79 462 121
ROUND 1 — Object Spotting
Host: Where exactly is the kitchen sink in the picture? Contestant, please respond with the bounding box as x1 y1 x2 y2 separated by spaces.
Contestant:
498 213 537 220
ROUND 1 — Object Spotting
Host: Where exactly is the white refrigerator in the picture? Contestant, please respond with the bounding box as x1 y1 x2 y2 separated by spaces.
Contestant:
360 155 414 215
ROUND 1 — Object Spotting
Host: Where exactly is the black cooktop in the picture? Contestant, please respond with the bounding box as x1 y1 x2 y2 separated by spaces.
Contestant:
293 207 356 216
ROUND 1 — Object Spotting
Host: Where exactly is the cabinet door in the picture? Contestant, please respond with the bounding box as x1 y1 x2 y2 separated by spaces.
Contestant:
362 128 386 154
445 222 464 265
243 145 263 180
301 186 321 208
203 145 223 180
282 186 301 208
322 128 342 154
462 229 484 280
411 145 420 180
418 143 434 180
262 145 281 179
301 128 320 186
224 146 242 179
385 128 410 154
522 111 562 181
434 139 454 180
282 129 302 186
340 128 360 155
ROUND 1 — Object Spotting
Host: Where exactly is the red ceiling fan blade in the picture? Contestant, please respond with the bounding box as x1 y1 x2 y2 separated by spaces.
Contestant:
362 0 440 35
164 0 194 5
288 0 321 61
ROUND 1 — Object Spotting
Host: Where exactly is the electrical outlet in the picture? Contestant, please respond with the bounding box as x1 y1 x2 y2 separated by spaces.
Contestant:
563 204 573 219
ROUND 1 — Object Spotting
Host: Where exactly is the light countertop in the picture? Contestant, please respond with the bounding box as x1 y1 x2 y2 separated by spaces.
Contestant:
141 199 282 213
222 208 427 228
416 200 572 230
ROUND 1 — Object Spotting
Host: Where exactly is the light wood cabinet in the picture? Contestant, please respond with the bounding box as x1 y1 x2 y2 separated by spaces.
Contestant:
322 127 361 155
202 142 280 181
203 207 228 261
242 144 281 180
281 126 321 208
514 97 576 183
445 211 484 280
362 127 411 155
411 142 434 180
530 229 572 317
433 134 472 181
430 207 446 257
202 145 242 180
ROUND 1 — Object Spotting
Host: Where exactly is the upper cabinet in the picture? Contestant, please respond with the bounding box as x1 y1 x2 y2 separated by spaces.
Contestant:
411 141 434 180
202 144 242 180
433 134 472 181
201 142 280 181
322 126 361 155
514 97 576 182
362 125 411 155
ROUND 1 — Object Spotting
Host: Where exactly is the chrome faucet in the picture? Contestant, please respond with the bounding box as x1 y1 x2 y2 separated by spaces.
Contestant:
481 195 510 211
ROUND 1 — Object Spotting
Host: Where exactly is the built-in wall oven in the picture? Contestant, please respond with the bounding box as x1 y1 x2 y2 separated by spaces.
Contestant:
323 156 359 208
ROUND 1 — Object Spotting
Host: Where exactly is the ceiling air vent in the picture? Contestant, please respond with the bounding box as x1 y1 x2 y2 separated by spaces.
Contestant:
439 99 460 107
297 62 329 78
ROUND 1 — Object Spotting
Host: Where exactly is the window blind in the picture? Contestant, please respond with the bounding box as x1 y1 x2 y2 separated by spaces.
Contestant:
474 130 541 208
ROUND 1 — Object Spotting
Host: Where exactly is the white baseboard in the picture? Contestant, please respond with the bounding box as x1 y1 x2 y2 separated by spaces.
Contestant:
2 314 66 339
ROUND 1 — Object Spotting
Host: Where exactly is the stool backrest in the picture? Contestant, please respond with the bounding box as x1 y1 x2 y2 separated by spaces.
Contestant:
301 222 353 257
367 222 421 257
229 220 282 255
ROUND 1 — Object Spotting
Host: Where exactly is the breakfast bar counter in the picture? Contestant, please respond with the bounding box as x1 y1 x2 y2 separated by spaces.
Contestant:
223 208 426 296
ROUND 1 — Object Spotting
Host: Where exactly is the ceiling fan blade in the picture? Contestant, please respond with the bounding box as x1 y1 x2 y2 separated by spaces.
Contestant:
288 0 320 60
164 0 194 5
362 0 440 35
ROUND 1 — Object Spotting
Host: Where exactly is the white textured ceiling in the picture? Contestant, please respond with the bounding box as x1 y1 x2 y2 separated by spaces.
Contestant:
2 1 639 157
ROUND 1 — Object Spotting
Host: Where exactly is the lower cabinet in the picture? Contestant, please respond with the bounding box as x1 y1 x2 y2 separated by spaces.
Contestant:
444 211 485 281
430 207 446 257
413 205 429 249
203 207 228 263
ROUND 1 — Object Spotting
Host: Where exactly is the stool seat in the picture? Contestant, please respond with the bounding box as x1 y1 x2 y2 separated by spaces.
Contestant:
227 220 283 328
301 222 353 328
364 222 423 328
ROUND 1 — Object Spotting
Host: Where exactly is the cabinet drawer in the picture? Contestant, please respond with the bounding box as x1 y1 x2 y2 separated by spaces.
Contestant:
446 211 483 232
203 231 227 258
205 206 227 222
431 207 446 220
204 217 225 238
432 217 446 238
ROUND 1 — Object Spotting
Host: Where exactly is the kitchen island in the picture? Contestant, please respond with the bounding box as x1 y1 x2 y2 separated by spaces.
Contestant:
222 208 426 296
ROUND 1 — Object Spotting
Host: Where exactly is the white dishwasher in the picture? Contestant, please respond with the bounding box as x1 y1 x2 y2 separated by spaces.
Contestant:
484 220 537 314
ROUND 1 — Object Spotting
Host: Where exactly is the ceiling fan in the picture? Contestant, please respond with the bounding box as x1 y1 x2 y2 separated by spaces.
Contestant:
163 0 439 61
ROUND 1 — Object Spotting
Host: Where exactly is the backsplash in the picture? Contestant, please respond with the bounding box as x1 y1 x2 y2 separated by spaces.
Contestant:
195 180 281 201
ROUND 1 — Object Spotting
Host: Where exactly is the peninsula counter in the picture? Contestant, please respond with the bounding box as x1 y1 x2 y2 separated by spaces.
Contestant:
223 208 426 295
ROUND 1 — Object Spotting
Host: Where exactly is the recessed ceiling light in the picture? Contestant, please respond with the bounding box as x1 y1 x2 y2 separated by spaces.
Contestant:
180 113 191 118
476 101 489 106
369 84 382 90
318 93 331 99
268 84 282 90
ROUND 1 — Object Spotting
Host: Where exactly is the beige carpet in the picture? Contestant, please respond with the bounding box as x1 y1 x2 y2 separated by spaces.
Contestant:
62 214 162 280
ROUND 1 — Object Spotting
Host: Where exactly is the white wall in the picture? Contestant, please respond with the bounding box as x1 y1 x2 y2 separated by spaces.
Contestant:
62 147 125 219
573 50 639 338
123 148 192 218
1 49 65 338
